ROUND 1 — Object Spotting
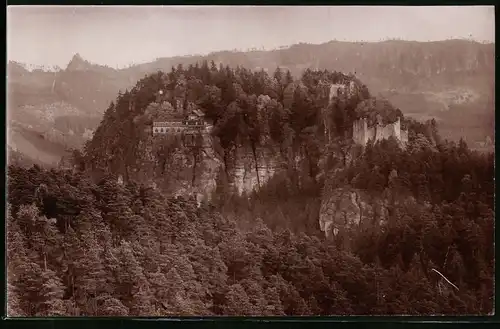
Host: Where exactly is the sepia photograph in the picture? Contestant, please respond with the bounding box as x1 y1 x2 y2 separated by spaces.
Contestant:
6 5 495 317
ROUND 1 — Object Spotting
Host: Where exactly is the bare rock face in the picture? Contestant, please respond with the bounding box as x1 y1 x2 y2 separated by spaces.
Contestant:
319 184 420 242
232 148 279 195
152 134 220 198
320 79 364 143
132 124 282 199
319 187 389 238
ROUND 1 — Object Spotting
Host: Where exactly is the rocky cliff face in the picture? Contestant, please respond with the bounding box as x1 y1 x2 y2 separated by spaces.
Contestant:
82 66 406 209
110 123 285 199
231 148 279 195
319 186 417 240
232 77 362 195
319 188 388 238
82 71 283 198
220 76 371 198
121 121 221 199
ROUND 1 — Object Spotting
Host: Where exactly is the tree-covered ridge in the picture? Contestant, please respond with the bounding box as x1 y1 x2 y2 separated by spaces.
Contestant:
8 40 494 168
7 63 494 316
81 62 380 191
7 149 494 316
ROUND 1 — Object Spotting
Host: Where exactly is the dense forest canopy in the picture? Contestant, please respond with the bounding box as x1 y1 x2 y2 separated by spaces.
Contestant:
7 62 494 316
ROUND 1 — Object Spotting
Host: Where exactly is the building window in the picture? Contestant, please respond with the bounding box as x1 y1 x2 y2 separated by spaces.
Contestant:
154 128 158 133
160 128 164 133
185 134 195 146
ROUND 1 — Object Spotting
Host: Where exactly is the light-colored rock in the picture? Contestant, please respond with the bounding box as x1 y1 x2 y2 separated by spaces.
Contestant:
319 187 389 238
352 117 408 147
231 148 279 195
83 128 94 140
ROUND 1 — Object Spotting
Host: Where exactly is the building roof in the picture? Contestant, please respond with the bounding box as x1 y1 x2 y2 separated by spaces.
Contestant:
192 109 205 117
153 120 184 126
152 110 206 128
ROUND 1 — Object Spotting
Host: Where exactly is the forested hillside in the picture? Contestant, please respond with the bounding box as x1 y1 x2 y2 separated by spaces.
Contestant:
7 63 494 316
121 40 496 147
6 140 494 316
7 39 494 168
81 62 372 193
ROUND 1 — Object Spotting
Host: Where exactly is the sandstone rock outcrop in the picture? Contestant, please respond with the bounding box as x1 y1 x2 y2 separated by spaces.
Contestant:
319 185 419 240
231 148 279 195
319 187 389 238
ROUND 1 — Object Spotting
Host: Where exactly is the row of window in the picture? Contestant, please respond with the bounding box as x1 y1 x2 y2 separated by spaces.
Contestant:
153 127 205 134
153 122 204 128
184 120 204 126
149 131 198 146
154 127 184 133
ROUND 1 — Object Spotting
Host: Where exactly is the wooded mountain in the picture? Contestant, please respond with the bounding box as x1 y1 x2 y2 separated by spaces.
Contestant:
7 66 494 316
7 57 494 316
7 39 494 167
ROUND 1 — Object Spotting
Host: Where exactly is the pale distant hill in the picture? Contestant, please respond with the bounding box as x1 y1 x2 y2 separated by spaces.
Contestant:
7 39 494 167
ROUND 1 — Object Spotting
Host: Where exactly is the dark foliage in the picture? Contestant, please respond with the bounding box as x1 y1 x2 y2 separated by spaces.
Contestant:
7 64 494 316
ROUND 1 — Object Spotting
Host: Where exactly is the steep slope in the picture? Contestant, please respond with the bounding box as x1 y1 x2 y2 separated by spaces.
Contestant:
7 125 68 167
6 56 132 167
82 65 378 198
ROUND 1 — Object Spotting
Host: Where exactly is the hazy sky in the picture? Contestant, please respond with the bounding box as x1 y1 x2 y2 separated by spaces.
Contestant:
7 5 495 69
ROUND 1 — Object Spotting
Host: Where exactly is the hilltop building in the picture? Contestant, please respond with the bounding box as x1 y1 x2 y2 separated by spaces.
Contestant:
152 108 212 147
153 108 207 134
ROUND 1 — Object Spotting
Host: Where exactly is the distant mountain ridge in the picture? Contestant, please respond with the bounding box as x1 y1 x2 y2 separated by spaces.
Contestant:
65 53 118 73
7 39 495 167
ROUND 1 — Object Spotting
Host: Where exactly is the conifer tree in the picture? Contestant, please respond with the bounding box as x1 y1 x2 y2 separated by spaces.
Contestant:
222 284 254 316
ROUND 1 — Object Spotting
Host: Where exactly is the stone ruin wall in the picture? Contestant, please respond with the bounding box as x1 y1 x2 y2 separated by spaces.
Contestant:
352 117 408 146
325 78 408 147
